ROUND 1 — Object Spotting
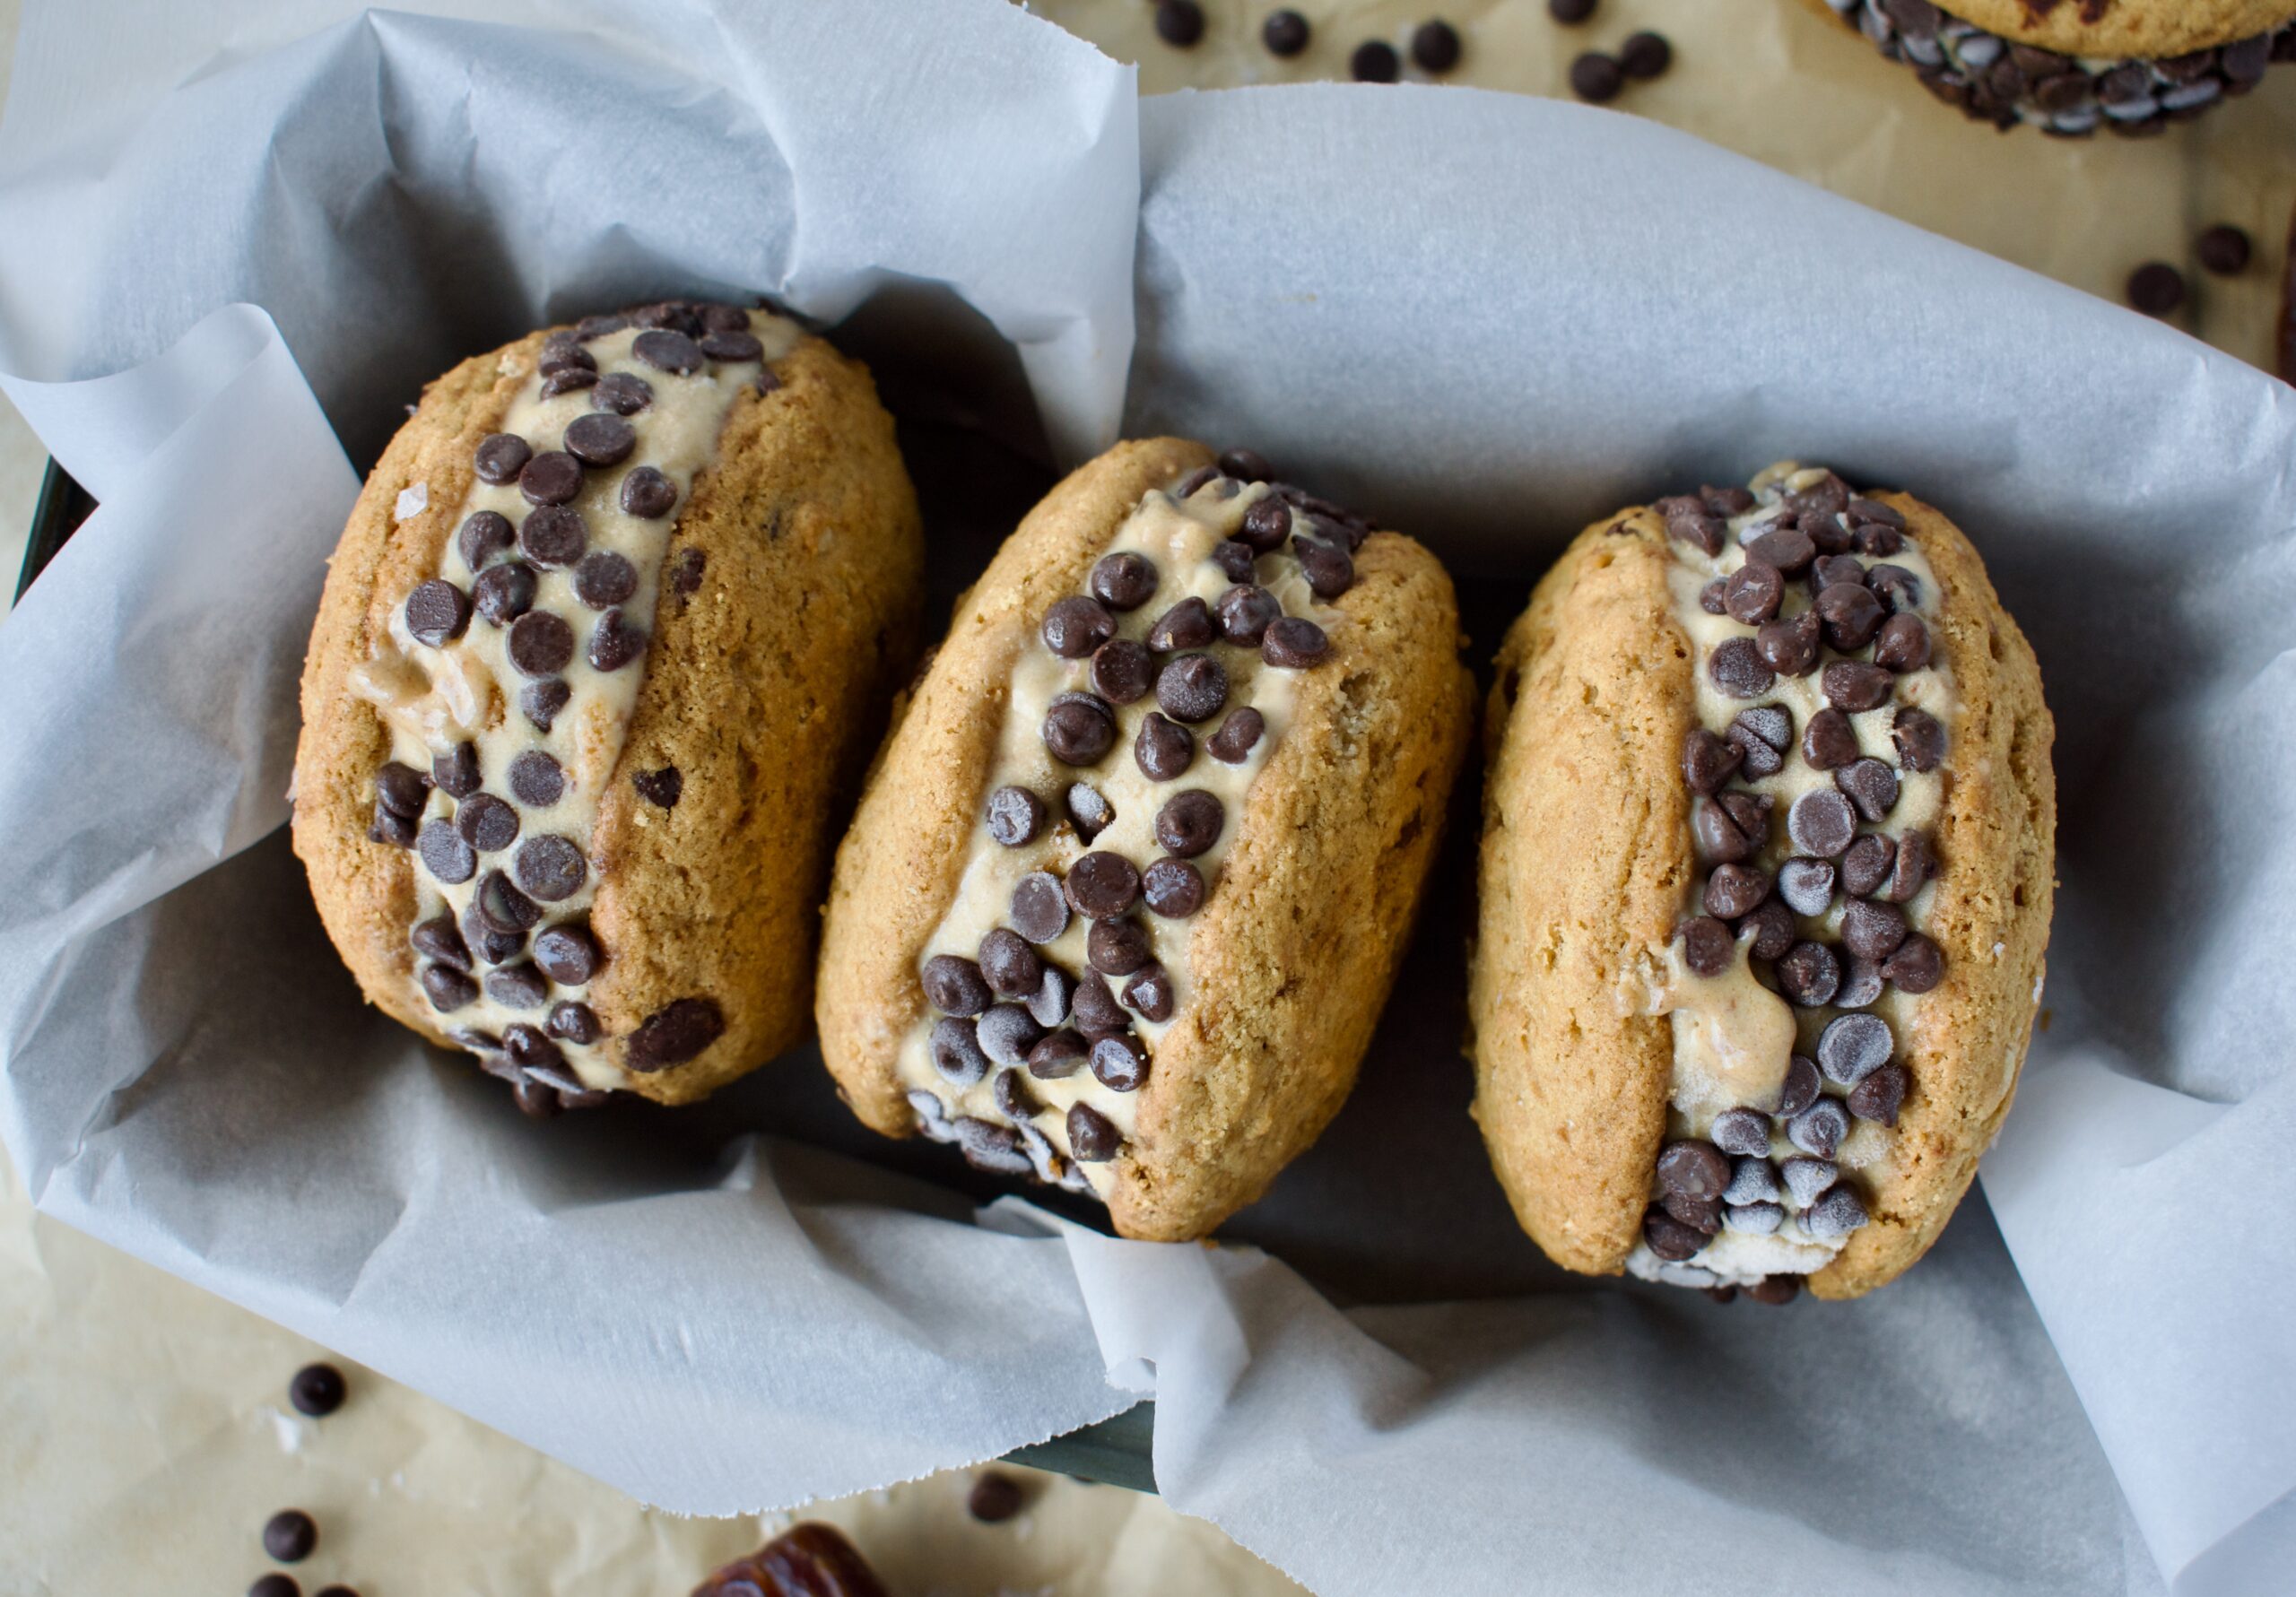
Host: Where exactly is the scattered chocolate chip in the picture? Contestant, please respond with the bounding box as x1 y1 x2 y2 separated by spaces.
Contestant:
1294 534 1354 599
621 466 678 519
1352 39 1402 82
1776 940 1842 1008
473 560 538 626
1068 1101 1122 1161
588 608 648 672
1619 30 1670 78
1816 582 1886 652
1135 711 1196 781
421 963 477 1012
404 579 472 647
1723 561 1783 625
418 820 478 884
484 961 549 1011
1143 856 1206 918
1091 1033 1150 1091
513 834 587 901
1156 0 1206 47
627 996 725 1070
455 792 520 854
533 923 600 985
2198 224 2252 275
1029 1029 1088 1080
2126 262 2185 317
986 785 1045 846
1548 0 1596 20
572 551 638 610
290 1364 345 1418
1777 1055 1822 1118
1156 654 1229 724
1881 933 1944 993
979 928 1043 1000
1822 661 1894 713
1787 1098 1850 1159
1263 8 1310 56
547 1001 600 1044
591 371 654 414
1043 692 1118 766
1570 49 1623 101
432 742 482 798
1682 729 1744 794
1066 852 1143 920
1216 585 1281 646
1263 616 1329 667
633 328 706 374
923 954 993 1017
700 329 764 361
1147 596 1218 654
1777 857 1835 916
508 611 576 677
1065 783 1115 842
1801 707 1859 770
980 1007 1046 1070
1155 790 1225 857
264 1509 317 1563
1709 638 1775 699
474 433 532 485
1043 596 1117 659
1704 864 1770 919
1643 1211 1705 1262
509 750 564 809
521 678 570 732
1755 611 1822 677
458 509 516 570
1412 18 1462 72
1678 916 1733 977
1012 872 1071 944
1208 707 1265 764
1893 707 1946 772
929 1016 989 1085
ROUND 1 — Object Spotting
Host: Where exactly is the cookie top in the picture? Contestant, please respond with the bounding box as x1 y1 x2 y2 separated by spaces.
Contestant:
1932 0 2296 56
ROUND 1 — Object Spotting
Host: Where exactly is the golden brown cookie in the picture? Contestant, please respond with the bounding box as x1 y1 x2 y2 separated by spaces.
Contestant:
818 439 1474 1242
1796 0 2296 133
1470 464 2054 1300
293 300 922 1111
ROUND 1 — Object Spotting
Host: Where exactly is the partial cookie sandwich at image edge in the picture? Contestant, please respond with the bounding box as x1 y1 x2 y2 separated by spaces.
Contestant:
1471 464 2054 1301
818 438 1474 1242
292 299 923 1112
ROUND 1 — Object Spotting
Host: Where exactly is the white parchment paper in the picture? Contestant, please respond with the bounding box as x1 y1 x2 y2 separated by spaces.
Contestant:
1 5 2289 1594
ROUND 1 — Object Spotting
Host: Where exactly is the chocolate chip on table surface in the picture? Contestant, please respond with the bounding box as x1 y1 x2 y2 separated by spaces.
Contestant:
1217 583 1281 646
1027 965 1074 1029
1800 707 1859 770
420 963 477 1011
2197 223 2252 275
1124 964 1177 1021
474 560 538 626
1642 1211 1705 1262
699 328 765 361
978 927 1043 998
1739 898 1793 961
1776 939 1841 1008
2126 262 2186 317
418 820 477 884
1065 851 1142 919
404 578 471 647
1547 0 1596 20
1708 637 1775 699
1294 533 1354 598
533 922 600 985
588 608 648 671
979 1005 1046 1069
1073 968 1128 1035
1263 616 1329 668
1157 654 1230 724
573 550 639 609
1893 706 1946 771
1822 661 1894 713
1703 863 1770 919
547 1000 601 1044
288 1362 346 1418
1090 1031 1150 1091
1155 0 1205 48
986 785 1046 846
1068 1100 1123 1161
521 678 570 732
508 749 564 808
1836 757 1900 821
1147 595 1217 653
1028 1029 1088 1080
1042 690 1118 765
1142 856 1207 918
1881 933 1944 993
508 611 576 676
633 327 706 373
1723 561 1783 625
1207 707 1265 764
591 370 653 414
923 953 993 1016
1569 50 1623 102
518 448 585 508
1840 898 1909 962
1656 1138 1729 1200
1352 39 1402 82
1815 582 1886 651
1755 611 1821 677
621 465 678 518
1091 551 1160 611
263 1508 317 1563
1012 872 1071 943
459 508 516 568
1848 1063 1909 1125
1087 917 1153 976
1412 18 1462 73
1135 710 1196 781
1091 638 1155 705
1777 857 1835 916
1619 30 1670 79
474 432 532 485
1709 1107 1771 1159
513 834 587 901
432 742 482 799
1681 728 1744 794
1787 1098 1850 1159
1777 1055 1822 1118
1155 789 1225 857
484 961 550 1010
929 1016 990 1085
455 792 520 854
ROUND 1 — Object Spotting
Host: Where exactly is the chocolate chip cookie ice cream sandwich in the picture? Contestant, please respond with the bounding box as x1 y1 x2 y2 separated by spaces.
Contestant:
293 300 923 1114
818 438 1474 1241
1471 464 2054 1300
1802 0 2296 135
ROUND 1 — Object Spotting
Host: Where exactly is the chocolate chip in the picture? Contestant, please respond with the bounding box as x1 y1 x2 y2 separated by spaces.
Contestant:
1723 561 1783 625
572 551 638 610
1710 1107 1770 1159
1892 707 1946 772
929 1017 988 1085
923 954 992 1017
1817 1011 1892 1086
1703 485 1755 516
1352 38 1402 81
1854 521 1903 558
421 963 478 1011
1866 564 1920 613
1011 872 1070 944
508 611 575 677
1043 596 1117 659
979 928 1043 999
1836 757 1900 821
986 785 1045 846
1741 898 1794 960
1777 1055 1822 1117
533 923 599 985
1029 1029 1088 1080
588 608 648 672
621 466 677 518
1239 497 1292 552
1803 1184 1868 1238
1691 793 1766 864
1216 585 1281 647
1142 856 1206 919
1065 852 1142 919
1208 707 1265 764
289 1363 346 1419
624 996 723 1071
1815 583 1885 652
475 433 532 485
633 328 705 373
1787 1098 1850 1159
591 371 653 414
1076 640 1150 708
1135 711 1196 781
473 561 537 626
1548 0 1596 19
1797 707 1857 771
1881 933 1944 993
1847 1063 1908 1125
476 868 544 935
1728 706 1792 778
1156 0 1206 47
1678 916 1732 977
1744 523 1814 577
1643 1211 1704 1262
1837 833 1892 898
1682 729 1743 794
547 1001 600 1044
1663 1190 1722 1235
1756 611 1822 677
2126 262 2185 317
1158 655 1229 725
404 579 471 647
411 818 474 886
1776 940 1841 1007
1837 956 1883 1009
1873 613 1930 673
979 1006 1045 1069
1569 50 1622 101
513 834 586 901
1619 29 1670 78
508 750 564 809
264 1509 317 1563
458 509 516 570
1090 1033 1150 1091
455 792 519 854
410 915 470 972
1726 1202 1784 1237
1263 617 1329 667
1787 789 1857 859
540 367 597 400
1068 1101 1122 1160
1294 534 1353 599
1822 661 1894 713
1043 692 1117 766
700 329 764 361
2198 223 2252 275
1412 18 1462 72
1709 638 1775 699
484 961 549 1011
1657 1140 1729 1201
1026 965 1074 1029
518 450 585 508
1121 964 1176 1022
1704 864 1770 919
1073 969 1127 1035
1263 8 1309 55
1777 857 1835 916
1780 1155 1836 1207
1885 830 1936 903
1155 790 1224 857
955 1116 1031 1174
1065 782 1115 842
1842 898 1909 962
1656 496 1720 553
1091 552 1159 612
428 743 480 801
1699 578 1728 615
562 412 635 467
521 678 570 732
1147 596 1218 653
370 763 426 822
1211 541 1257 584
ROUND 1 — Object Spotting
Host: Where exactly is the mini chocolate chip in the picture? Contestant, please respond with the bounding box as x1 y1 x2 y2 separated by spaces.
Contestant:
633 328 706 373
1711 1107 1771 1159
474 561 538 626
1801 707 1860 770
1012 872 1071 943
1787 1098 1850 1159
1570 49 1622 100
1777 857 1835 916
1744 523 1815 577
1068 1101 1122 1160
1091 551 1159 612
508 611 576 677
563 412 635 467
1085 638 1151 706
547 1001 601 1044
1643 1211 1705 1262
1029 1029 1088 1080
1619 29 1669 77
1730 705 1792 773
265 1509 317 1563
1881 933 1944 993
1156 655 1229 725
1146 597 1216 654
1263 8 1310 55
618 769 678 817
1822 661 1894 713
588 608 648 671
1135 711 1196 781
1026 965 1074 1029
2198 223 2252 274
411 914 470 971
1836 757 1900 821
1743 898 1796 960
459 509 516 570
622 996 723 1071
990 1064 1039 1122
1691 793 1763 864
1142 856 1206 918
1091 1032 1150 1091
1682 729 1744 794
1854 522 1903 558
2126 262 2185 317
923 954 993 1017
1351 37 1402 81
1724 561 1783 624
533 923 599 985
1238 496 1292 552
455 793 521 854
1836 956 1884 1009
521 679 570 732
979 928 1043 999
1088 918 1152 977
1679 915 1732 976
591 371 653 414
1812 554 1866 593
929 1016 989 1085
1073 969 1127 1035
474 433 532 485
1841 898 1909 962
986 785 1045 846
374 762 429 820
514 834 586 901
404 579 472 647
1065 782 1115 841
1704 864 1770 919
1840 833 1894 898
1207 707 1265 764
540 367 597 399
1700 578 1728 615
1893 707 1946 772
1756 611 1822 676
700 329 764 361
1726 1202 1784 1238
1065 852 1142 919
1776 940 1841 1007
1803 1185 1868 1240
1787 789 1857 858
518 449 585 508
1657 1140 1729 1201
1549 0 1596 19
1043 597 1117 659
1866 563 1920 613
1816 583 1886 652
1779 1156 1835 1208
1663 1190 1721 1234
1155 790 1224 857
421 962 478 1011
955 1116 1031 1174
573 551 638 609
1777 1055 1822 1118
979 1007 1045 1070
1818 1011 1893 1086
1294 534 1354 599
1884 830 1936 903
1216 585 1281 646
1043 691 1117 766
484 961 549 1011
289 1363 346 1419
1263 617 1329 667
431 742 481 800
1709 638 1775 699
1212 541 1257 584
505 751 561 810
1156 0 1206 47
475 868 544 934
1412 17 1462 72
621 466 678 518
1874 613 1931 673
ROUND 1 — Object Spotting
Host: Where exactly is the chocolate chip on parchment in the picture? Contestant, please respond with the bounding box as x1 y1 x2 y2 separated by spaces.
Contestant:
1143 856 1206 918
459 509 516 569
1294 534 1354 599
404 579 472 647
1741 898 1795 960
929 1017 989 1085
1682 729 1744 794
1042 692 1117 765
1065 851 1142 919
418 821 478 886
1822 661 1893 712
1836 757 1900 821
1874 613 1931 673
533 923 600 985
1091 1032 1150 1091
1065 782 1115 842
1801 707 1859 770
1893 707 1946 771
1704 864 1770 919
508 611 576 677
1208 707 1265 764
521 678 570 732
432 742 482 799
547 1001 600 1044
1709 638 1775 699
1147 596 1218 653
519 450 585 508
509 750 564 808
923 954 992 1017
979 1006 1045 1070
513 834 586 901
1710 1107 1771 1159
456 792 520 854
2198 223 2252 274
1157 654 1229 723
1413 18 1463 73
979 928 1043 999
1068 1101 1122 1160
1091 551 1159 612
1724 560 1783 624
264 1509 317 1563
484 962 549 1011
421 963 477 1011
475 868 544 934
573 551 638 609
1239 496 1293 552
1643 1211 1705 1262
1778 857 1835 916
1155 790 1224 857
1755 611 1822 677
1657 1140 1729 1201
621 465 678 518
588 608 648 671
1787 1098 1850 1159
1619 29 1670 77
1848 1063 1909 1124
1263 8 1310 56
1135 711 1196 781
625 996 723 1070
1678 916 1733 977
1352 39 1402 82
1263 617 1329 667
1816 582 1886 651
1028 1029 1088 1080
1776 940 1841 1008
1840 833 1894 898
986 785 1045 846
700 329 765 361
1123 964 1176 1021
1012 872 1071 944
474 560 538 626
289 1363 347 1419
1881 933 1944 993
633 328 706 374
591 371 654 414
1217 584 1281 646
474 433 532 485
2126 262 2185 317
1866 563 1920 613
1777 1055 1822 1118
1840 898 1909 962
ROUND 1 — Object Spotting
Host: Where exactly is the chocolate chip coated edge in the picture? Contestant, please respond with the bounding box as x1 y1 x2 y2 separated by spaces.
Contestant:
1470 490 2053 1299
292 318 925 1107
816 438 1475 1242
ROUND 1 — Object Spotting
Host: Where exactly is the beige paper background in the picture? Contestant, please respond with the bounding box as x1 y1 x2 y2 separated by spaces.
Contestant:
3 0 2288 1591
